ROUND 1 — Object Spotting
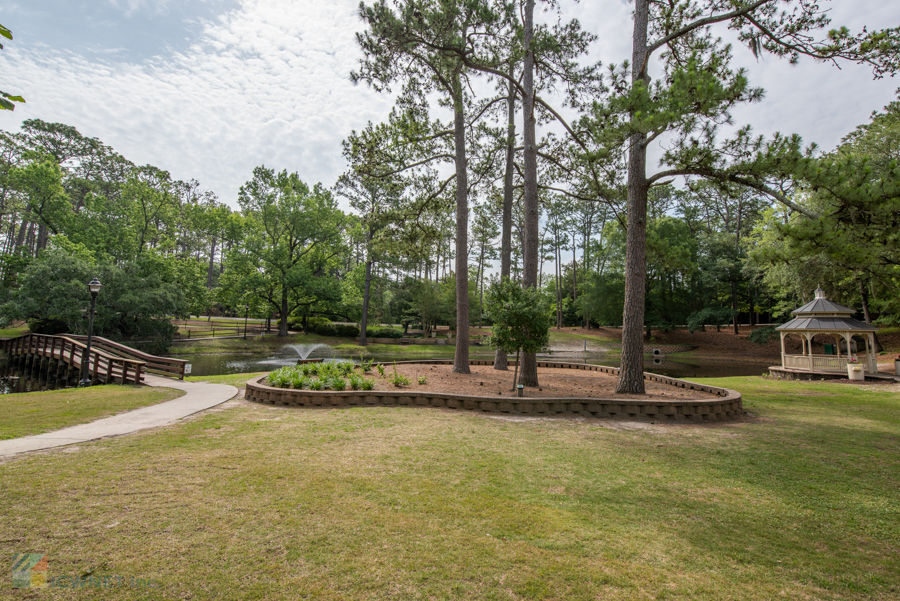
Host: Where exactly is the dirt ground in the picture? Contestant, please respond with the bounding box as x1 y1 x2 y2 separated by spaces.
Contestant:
375 364 720 401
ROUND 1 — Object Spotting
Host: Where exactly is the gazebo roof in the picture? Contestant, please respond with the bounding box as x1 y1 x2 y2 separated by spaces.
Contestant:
777 287 878 332
776 316 878 332
791 286 856 316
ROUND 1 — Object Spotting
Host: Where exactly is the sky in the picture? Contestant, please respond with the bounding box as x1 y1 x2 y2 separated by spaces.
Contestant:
1 0 898 209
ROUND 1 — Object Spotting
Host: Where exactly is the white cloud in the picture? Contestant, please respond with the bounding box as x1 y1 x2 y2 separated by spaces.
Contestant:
2 0 394 206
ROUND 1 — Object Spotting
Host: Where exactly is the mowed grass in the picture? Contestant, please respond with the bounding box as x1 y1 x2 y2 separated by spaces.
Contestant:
1 376 898 599
0 385 183 440
185 372 265 388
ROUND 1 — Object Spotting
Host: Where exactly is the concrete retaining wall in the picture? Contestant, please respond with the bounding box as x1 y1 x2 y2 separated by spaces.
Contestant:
246 360 743 422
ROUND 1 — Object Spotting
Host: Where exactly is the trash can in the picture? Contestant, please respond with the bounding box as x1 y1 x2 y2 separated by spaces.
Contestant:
847 364 864 381
895 358 900 376
824 343 834 355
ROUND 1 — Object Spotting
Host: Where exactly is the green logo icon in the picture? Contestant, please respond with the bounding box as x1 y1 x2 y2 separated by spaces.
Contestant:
12 553 48 589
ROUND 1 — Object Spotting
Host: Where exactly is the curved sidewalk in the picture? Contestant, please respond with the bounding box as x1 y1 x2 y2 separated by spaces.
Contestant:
0 375 238 459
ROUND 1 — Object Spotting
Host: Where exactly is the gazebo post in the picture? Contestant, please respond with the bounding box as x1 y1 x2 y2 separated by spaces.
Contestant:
866 334 876 373
779 332 786 369
805 333 814 370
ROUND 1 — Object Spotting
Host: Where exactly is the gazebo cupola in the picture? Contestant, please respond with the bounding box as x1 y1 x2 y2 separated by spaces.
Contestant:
776 286 878 374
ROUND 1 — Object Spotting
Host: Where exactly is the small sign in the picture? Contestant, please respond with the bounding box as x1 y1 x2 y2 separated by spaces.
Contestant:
184 363 192 375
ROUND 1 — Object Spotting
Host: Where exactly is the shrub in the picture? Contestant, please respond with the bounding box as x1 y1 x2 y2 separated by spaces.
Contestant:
389 365 410 387
311 323 337 336
417 375 427 385
332 361 355 377
348 374 362 390
366 327 403 339
750 325 779 345
359 377 375 391
686 307 736 333
27 317 69 335
334 324 360 338
308 379 324 391
376 364 385 377
331 377 347 391
289 373 307 389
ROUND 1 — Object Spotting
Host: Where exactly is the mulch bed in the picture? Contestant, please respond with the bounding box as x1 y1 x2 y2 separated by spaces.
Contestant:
372 363 719 401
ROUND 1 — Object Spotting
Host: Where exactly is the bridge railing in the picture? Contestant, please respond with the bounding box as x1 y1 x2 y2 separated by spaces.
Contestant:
3 333 147 385
66 335 187 379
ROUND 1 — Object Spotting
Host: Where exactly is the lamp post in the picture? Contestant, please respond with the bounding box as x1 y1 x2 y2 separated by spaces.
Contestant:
79 278 103 387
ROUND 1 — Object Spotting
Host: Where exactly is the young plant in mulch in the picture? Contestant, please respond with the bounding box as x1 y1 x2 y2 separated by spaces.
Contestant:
389 365 410 387
484 278 553 389
417 375 427 385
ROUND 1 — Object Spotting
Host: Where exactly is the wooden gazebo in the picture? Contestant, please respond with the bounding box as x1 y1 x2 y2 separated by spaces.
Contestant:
776 287 878 374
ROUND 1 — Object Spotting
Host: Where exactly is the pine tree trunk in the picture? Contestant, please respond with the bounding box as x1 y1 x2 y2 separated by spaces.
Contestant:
207 239 217 289
555 233 561 328
748 284 756 327
478 248 484 328
279 285 289 337
494 68 515 371
732 281 739 335
858 277 872 323
572 233 578 326
616 0 650 395
360 229 374 346
452 70 471 375
518 0 539 387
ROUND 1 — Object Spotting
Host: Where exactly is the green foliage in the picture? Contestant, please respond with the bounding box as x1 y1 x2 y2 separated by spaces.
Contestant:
26 316 68 335
0 23 24 111
749 326 779 345
268 361 362 391
417 375 427 385
485 279 553 356
3 247 184 353
236 166 345 336
687 307 736 333
348 374 363 390
366 327 402 339
388 365 410 388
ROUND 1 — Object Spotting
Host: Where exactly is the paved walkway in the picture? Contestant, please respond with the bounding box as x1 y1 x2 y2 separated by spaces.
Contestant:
0 375 238 459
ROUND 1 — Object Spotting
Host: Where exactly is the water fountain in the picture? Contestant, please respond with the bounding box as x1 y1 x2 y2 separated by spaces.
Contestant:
286 343 325 364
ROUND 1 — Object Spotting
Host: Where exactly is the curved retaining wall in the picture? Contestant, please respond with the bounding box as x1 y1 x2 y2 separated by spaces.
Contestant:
245 360 742 422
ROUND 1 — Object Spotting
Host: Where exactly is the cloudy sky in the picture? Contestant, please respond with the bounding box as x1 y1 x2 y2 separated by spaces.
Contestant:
2 0 898 208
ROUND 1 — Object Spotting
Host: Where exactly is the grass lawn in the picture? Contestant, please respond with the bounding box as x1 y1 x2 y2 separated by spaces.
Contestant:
185 372 265 389
0 386 183 440
548 328 619 344
0 323 29 338
1 376 898 599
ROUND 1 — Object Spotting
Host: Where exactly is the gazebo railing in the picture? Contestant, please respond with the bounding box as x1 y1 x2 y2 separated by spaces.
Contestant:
783 354 857 372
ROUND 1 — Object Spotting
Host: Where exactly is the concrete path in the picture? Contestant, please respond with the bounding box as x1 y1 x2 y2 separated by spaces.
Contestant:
0 375 237 459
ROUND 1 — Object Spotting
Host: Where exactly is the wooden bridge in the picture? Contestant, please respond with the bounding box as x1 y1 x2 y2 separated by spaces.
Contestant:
2 333 188 386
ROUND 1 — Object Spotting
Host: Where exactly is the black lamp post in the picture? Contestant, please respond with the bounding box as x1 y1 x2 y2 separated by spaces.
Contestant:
79 277 103 387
